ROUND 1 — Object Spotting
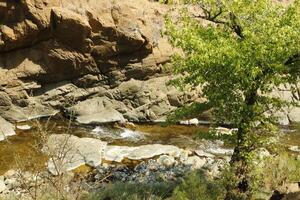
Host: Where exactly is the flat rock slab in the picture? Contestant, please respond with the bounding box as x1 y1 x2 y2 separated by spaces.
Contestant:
68 97 125 125
46 134 107 175
104 144 182 162
77 107 125 124
205 147 234 156
195 149 215 158
0 117 15 141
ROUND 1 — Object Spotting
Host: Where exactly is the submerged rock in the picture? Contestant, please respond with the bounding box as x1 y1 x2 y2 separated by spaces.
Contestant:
45 134 107 175
103 144 182 162
0 117 15 141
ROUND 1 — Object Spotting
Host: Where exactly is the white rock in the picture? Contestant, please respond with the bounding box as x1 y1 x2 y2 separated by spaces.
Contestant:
224 156 231 163
189 118 199 125
285 182 300 193
179 118 199 125
0 179 6 193
206 147 234 156
289 146 300 152
208 163 221 177
77 107 125 124
256 148 271 159
103 146 138 162
16 125 31 130
103 144 182 162
92 126 104 133
0 117 15 141
195 149 215 158
68 97 126 125
127 144 181 160
4 178 19 190
288 107 300 123
278 114 290 126
157 155 175 167
213 127 238 135
183 156 206 170
179 150 189 162
3 169 16 179
46 134 107 175
179 120 189 125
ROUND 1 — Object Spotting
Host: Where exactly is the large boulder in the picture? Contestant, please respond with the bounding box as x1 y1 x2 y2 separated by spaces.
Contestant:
67 97 126 124
270 85 300 125
0 116 15 141
45 134 107 175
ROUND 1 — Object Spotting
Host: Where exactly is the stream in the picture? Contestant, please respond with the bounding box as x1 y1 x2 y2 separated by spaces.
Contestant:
0 115 299 175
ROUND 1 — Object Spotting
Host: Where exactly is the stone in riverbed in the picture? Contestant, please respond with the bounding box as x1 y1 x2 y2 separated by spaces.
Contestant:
103 144 182 162
0 116 15 141
206 147 234 156
0 178 6 193
45 134 107 175
16 125 31 130
157 155 176 167
180 118 199 125
289 146 300 152
195 149 215 158
183 156 206 170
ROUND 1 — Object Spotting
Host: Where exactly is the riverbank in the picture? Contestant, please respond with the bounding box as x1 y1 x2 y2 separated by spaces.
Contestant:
0 116 300 199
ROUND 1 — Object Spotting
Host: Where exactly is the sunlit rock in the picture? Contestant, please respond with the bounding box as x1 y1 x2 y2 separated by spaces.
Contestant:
16 125 31 131
45 134 107 175
183 156 206 170
0 117 15 141
157 155 176 167
103 144 182 162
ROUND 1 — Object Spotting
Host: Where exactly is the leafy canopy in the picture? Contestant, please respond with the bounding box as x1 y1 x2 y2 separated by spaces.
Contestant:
166 0 300 129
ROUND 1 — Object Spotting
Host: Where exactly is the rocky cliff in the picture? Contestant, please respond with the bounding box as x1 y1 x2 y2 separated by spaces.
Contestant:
0 0 199 124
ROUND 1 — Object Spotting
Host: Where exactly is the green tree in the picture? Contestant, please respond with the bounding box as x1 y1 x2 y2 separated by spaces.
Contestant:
165 0 300 199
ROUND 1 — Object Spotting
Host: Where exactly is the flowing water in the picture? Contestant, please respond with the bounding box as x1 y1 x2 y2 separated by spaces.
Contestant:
0 115 299 175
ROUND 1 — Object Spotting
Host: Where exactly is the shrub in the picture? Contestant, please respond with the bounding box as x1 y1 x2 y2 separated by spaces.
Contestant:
86 181 176 200
172 170 225 200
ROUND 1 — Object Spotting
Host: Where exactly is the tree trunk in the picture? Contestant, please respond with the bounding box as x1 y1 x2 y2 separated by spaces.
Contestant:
224 88 258 200
225 127 253 200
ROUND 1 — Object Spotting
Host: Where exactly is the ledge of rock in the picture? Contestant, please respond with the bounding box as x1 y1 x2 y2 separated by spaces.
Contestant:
45 134 107 175
0 117 15 141
103 144 182 162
